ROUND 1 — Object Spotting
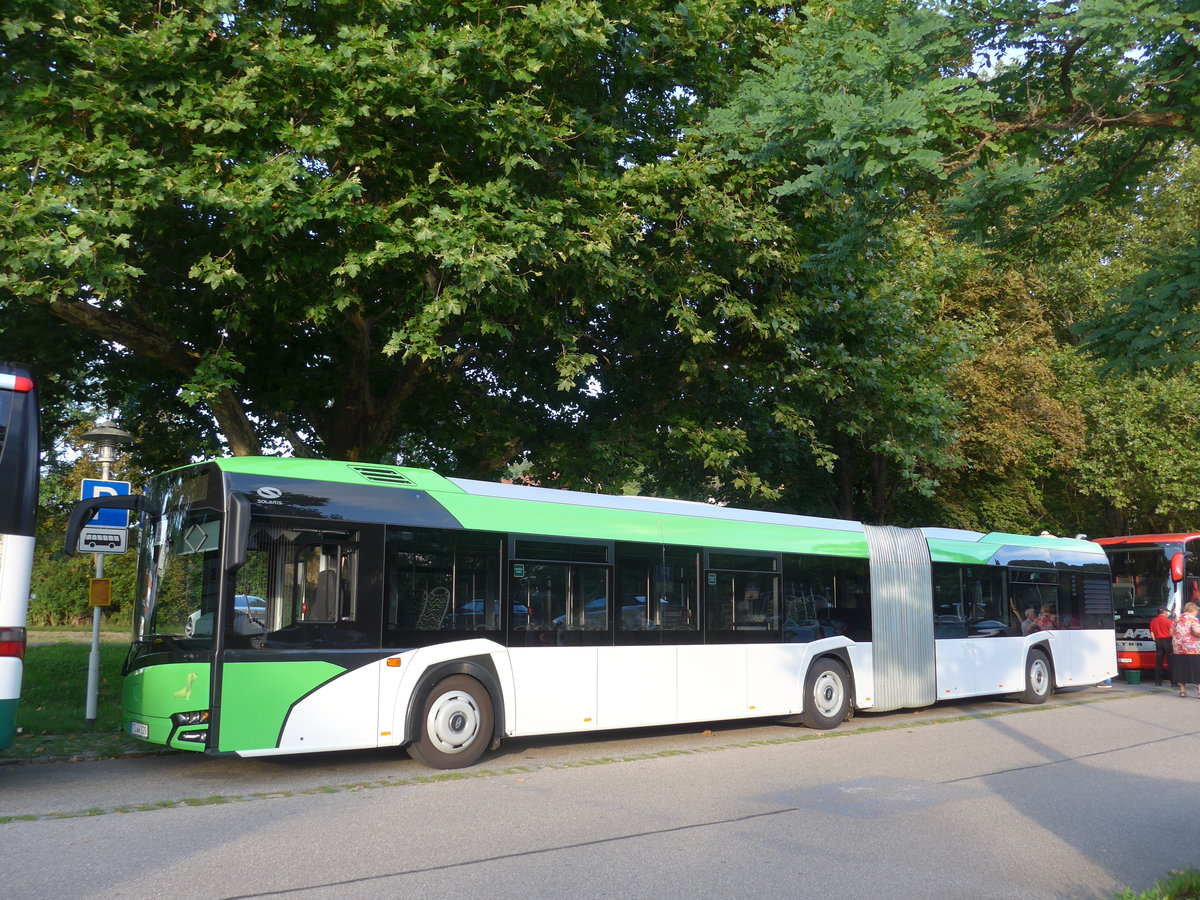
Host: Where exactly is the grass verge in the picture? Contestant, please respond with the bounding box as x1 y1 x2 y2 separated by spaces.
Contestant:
3 641 153 763
1113 870 1200 899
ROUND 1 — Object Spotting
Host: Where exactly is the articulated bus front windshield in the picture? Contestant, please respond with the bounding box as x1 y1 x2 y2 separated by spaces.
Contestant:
1108 546 1177 615
134 471 222 648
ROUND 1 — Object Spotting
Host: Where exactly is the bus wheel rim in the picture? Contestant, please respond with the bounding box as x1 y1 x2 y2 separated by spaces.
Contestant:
427 691 481 754
813 671 844 716
1031 658 1049 694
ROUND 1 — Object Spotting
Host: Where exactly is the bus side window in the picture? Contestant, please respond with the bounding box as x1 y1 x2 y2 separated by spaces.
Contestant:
613 544 700 646
965 567 1005 636
1009 569 1059 631
704 551 779 642
383 528 502 641
931 563 966 638
785 554 871 643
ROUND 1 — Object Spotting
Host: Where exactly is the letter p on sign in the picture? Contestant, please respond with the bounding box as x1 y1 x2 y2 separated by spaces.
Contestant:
81 479 132 528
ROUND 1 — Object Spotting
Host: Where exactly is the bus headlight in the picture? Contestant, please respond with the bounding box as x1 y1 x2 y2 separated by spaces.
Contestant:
171 710 210 726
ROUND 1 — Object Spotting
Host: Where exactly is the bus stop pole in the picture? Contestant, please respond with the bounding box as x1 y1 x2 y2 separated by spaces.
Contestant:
82 424 130 727
86 553 104 725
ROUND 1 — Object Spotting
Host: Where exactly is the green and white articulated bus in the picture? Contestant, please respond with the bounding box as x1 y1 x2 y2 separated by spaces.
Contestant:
66 457 1116 769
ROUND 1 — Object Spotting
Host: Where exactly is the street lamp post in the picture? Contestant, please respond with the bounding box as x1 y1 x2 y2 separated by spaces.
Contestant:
81 422 132 727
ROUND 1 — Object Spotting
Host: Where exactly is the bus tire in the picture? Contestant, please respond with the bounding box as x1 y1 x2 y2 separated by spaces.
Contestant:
407 675 494 769
800 658 850 730
1019 649 1053 704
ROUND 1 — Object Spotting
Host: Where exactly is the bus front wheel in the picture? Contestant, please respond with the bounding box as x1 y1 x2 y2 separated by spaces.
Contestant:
1019 649 1053 704
408 675 494 769
801 658 850 730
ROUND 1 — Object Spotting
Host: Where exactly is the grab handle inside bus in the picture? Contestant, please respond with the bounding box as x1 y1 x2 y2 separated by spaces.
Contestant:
224 491 250 573
64 494 159 556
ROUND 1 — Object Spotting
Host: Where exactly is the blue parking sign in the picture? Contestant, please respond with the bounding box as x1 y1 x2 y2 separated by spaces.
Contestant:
81 479 132 528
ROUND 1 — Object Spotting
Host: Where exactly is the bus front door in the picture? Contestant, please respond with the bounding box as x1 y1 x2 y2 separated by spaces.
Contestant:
215 523 383 755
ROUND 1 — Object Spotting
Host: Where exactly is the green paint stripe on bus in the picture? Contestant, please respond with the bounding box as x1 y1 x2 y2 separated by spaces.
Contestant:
214 456 462 494
207 457 1104 564
213 457 873 556
124 662 212 719
218 660 346 752
926 539 1004 565
122 663 213 749
436 492 872 557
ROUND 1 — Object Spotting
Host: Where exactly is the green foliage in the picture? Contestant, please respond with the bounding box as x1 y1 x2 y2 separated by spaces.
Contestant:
906 263 1086 533
1065 365 1200 532
0 0 799 476
1111 869 1200 900
1077 145 1200 372
2 0 1200 533
1085 241 1200 371
28 546 135 627
706 0 990 206
946 0 1200 235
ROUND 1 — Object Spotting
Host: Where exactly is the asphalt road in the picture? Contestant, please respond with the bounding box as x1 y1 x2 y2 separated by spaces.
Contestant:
2 681 1198 900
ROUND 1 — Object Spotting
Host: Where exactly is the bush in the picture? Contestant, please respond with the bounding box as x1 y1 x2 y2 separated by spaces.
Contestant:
28 542 136 627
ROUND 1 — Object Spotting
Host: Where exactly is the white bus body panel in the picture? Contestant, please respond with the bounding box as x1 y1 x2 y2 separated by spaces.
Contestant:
508 646 599 735
597 646 679 728
974 637 1033 695
0 534 34 708
934 638 976 698
0 658 21 708
378 639 513 748
274 660 381 753
383 642 862 741
252 631 1112 758
676 644 749 723
746 645 804 716
1051 629 1116 687
847 643 875 710
930 630 1114 705
0 534 34 628
935 637 1029 698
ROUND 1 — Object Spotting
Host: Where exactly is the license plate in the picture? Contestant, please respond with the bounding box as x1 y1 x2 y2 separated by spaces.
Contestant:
130 721 149 739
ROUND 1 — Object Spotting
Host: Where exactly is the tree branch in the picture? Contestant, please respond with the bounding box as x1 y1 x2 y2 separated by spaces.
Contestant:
43 297 262 455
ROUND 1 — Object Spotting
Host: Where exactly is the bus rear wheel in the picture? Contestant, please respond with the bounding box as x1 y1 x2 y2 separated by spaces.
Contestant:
801 658 850 730
408 675 494 769
1019 649 1053 704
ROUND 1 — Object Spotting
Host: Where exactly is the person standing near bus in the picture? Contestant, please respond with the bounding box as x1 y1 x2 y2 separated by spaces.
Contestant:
1171 602 1200 698
1150 606 1174 687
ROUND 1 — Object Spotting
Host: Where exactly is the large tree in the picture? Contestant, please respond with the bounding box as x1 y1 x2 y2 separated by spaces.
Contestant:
6 0 1199 526
1 0 797 474
691 0 1200 519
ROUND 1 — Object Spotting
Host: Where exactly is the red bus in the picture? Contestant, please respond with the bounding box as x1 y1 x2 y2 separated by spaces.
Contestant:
1094 534 1200 675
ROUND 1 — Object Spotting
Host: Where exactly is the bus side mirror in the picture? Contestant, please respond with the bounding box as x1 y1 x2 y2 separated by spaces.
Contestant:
64 494 158 557
224 492 250 573
1171 552 1185 583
